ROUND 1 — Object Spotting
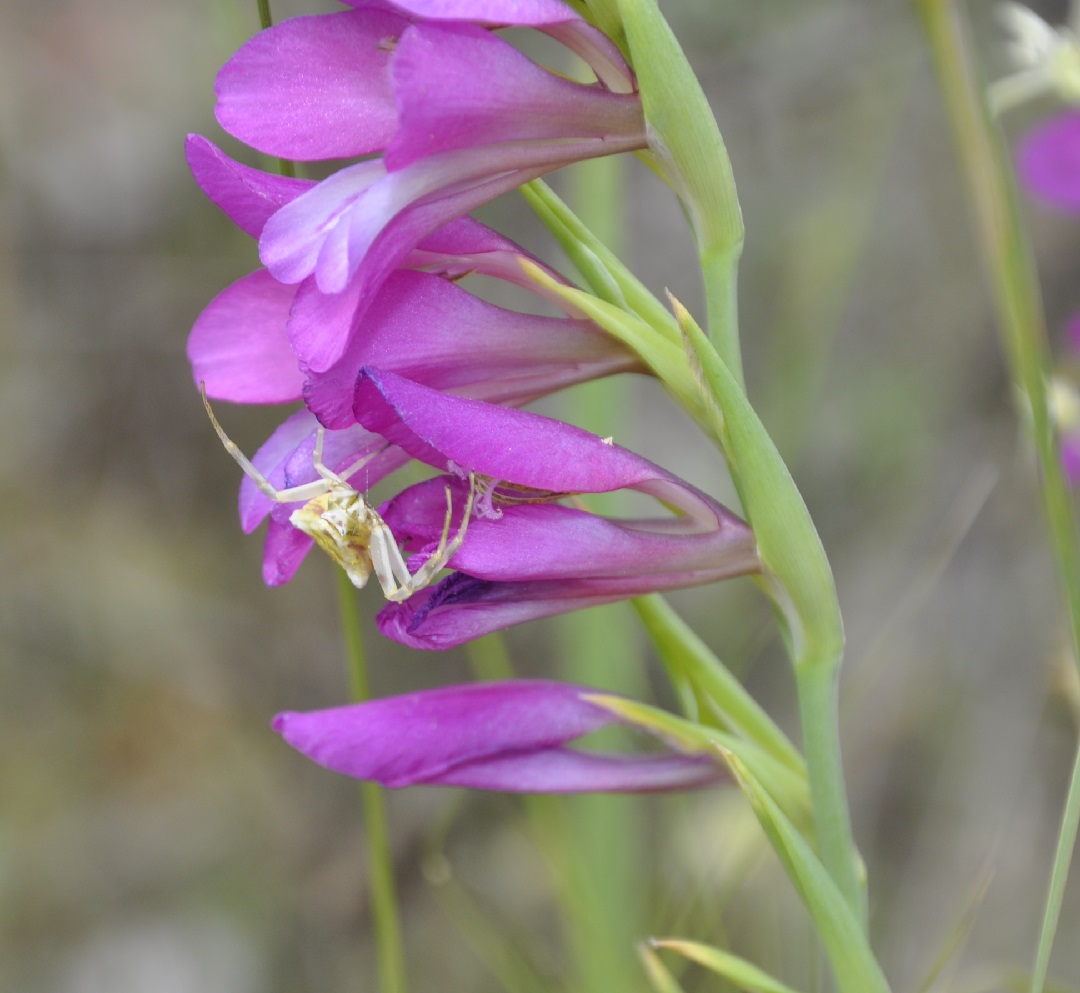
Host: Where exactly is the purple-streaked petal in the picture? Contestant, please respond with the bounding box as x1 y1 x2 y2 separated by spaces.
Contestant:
386 22 643 169
216 10 408 160
378 571 754 650
272 679 723 792
304 270 639 428
185 135 313 238
188 270 303 404
1018 111 1080 213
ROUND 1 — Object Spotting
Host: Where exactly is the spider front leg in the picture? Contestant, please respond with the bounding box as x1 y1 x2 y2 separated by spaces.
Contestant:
371 473 479 602
200 383 379 504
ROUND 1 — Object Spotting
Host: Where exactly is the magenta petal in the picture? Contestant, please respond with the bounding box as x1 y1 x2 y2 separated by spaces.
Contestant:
188 270 303 403
355 369 681 494
260 136 641 298
286 276 365 376
283 218 572 380
216 10 407 160
272 679 723 793
185 135 314 238
238 409 322 532
259 159 387 288
386 22 643 169
305 271 637 428
1018 111 1080 213
274 681 613 784
262 516 317 587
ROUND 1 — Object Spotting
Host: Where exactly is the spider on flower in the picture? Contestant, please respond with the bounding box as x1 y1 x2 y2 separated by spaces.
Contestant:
200 384 476 600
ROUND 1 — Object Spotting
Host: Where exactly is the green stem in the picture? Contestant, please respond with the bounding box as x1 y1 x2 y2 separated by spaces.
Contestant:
335 572 408 993
1033 743 1080 993
252 0 297 178
912 3 1080 989
794 660 866 927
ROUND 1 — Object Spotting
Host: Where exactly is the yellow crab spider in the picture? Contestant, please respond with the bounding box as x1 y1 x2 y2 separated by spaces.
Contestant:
200 384 476 600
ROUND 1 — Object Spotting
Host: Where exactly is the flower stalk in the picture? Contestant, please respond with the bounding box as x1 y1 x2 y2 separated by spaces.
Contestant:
336 548 407 993
913 2 1080 989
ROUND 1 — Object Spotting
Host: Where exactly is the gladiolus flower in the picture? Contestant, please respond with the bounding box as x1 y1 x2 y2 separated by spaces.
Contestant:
186 137 644 587
210 4 644 315
347 369 759 649
273 680 725 793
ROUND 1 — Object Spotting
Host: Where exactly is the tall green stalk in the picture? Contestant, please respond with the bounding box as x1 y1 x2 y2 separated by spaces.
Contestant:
335 572 408 993
913 3 1080 989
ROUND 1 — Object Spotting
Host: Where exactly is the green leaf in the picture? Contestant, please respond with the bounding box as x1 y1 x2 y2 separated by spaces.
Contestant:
520 262 711 431
652 939 806 993
671 296 843 672
640 943 690 993
632 594 804 776
615 0 744 379
721 750 890 993
584 694 812 834
520 180 680 341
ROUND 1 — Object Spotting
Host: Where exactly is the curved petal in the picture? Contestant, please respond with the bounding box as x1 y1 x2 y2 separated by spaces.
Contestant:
1018 111 1080 213
260 138 643 297
354 369 731 529
188 270 304 403
282 217 572 378
259 159 387 288
386 22 643 169
185 135 313 238
381 477 756 581
216 10 408 160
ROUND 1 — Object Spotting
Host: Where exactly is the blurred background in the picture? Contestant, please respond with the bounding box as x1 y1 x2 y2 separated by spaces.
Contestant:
5 0 1080 989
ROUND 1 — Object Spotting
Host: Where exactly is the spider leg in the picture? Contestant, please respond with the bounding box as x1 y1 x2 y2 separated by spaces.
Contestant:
367 516 416 600
201 383 332 504
386 473 479 601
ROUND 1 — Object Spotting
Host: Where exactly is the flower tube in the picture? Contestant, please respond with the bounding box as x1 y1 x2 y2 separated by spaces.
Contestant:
274 680 725 793
347 369 759 648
